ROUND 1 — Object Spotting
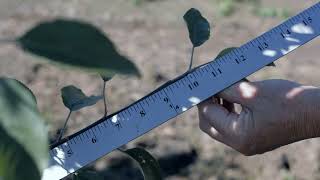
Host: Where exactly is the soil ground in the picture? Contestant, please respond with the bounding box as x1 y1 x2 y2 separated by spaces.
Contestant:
0 0 320 179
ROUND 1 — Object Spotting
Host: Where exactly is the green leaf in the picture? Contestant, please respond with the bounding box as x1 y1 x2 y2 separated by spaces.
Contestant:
0 77 48 180
0 126 40 180
18 19 140 78
122 148 162 180
61 85 103 111
215 47 276 67
215 47 238 59
215 47 251 82
183 8 210 47
267 62 276 67
14 79 37 105
100 74 113 82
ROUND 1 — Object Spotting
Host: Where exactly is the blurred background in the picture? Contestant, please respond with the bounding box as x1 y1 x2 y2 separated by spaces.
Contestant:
0 0 320 179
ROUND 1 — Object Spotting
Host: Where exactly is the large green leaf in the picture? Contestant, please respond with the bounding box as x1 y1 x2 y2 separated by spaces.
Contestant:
18 19 140 79
0 77 48 180
0 126 39 180
61 85 103 111
183 8 210 47
15 79 37 105
122 148 162 180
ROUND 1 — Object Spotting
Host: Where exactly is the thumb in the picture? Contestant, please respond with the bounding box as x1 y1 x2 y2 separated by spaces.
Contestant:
198 101 238 135
217 81 258 106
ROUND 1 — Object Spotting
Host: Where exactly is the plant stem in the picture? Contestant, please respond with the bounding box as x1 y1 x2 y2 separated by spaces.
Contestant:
188 46 195 71
0 38 16 44
57 110 72 142
103 81 108 118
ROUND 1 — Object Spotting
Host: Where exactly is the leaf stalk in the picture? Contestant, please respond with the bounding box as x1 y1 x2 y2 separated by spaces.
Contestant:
188 46 195 71
102 81 108 118
0 38 16 44
57 110 72 142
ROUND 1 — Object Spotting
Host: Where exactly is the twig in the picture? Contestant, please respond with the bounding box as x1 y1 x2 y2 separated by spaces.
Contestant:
0 38 16 44
102 81 108 118
188 46 195 71
57 110 72 142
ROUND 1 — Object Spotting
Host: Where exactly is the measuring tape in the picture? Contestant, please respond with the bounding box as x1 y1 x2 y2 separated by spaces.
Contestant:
42 2 320 180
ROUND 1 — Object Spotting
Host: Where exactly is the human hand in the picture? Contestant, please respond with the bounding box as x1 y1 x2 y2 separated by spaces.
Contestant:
197 79 320 155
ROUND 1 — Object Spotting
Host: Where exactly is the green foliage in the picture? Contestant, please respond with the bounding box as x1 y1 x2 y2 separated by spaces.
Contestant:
14 79 37 104
122 148 163 180
0 126 39 180
184 8 211 71
18 19 140 79
61 85 103 111
216 0 256 16
217 0 235 16
183 8 210 47
215 0 291 18
100 75 113 82
254 7 291 18
216 47 238 59
0 78 48 180
216 47 275 66
215 47 249 83
132 0 159 6
133 0 143 6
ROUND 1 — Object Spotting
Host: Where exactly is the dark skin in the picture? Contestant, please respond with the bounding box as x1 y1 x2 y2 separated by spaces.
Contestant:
197 79 320 156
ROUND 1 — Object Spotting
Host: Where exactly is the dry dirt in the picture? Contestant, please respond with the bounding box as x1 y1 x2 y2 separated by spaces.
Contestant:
0 0 320 179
